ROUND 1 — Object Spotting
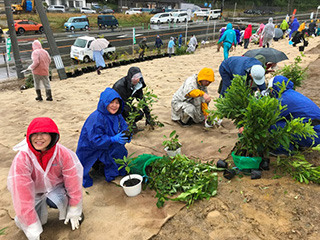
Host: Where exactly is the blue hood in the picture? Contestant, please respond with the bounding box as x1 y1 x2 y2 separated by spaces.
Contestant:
226 23 232 30
97 87 124 115
272 75 294 98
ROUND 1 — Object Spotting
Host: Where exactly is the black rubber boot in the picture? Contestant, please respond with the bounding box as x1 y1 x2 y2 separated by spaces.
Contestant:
46 89 53 101
35 90 43 101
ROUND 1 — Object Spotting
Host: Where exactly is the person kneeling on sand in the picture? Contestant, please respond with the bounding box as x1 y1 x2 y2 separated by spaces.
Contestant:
113 66 153 131
77 88 130 188
218 55 267 97
171 67 214 126
8 117 84 240
268 76 320 151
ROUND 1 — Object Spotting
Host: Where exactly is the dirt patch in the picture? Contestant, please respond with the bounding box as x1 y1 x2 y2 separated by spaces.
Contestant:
0 79 25 92
151 54 320 240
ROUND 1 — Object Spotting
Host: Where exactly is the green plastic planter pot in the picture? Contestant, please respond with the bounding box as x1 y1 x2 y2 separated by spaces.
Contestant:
231 151 262 170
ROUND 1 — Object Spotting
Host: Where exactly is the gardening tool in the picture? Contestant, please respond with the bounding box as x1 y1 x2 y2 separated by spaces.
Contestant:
243 48 288 63
20 69 31 73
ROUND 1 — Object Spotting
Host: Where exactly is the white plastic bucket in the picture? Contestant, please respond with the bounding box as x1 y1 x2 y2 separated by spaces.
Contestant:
119 174 143 197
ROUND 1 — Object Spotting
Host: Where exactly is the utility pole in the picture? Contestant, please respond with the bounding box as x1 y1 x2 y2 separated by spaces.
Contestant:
4 0 24 79
34 0 67 80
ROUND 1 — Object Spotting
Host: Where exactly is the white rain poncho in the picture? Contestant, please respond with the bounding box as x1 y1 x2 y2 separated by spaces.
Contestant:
171 74 208 123
186 35 198 53
7 117 83 239
262 18 275 46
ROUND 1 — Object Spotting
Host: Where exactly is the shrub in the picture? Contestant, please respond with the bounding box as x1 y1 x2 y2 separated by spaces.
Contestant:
273 56 308 89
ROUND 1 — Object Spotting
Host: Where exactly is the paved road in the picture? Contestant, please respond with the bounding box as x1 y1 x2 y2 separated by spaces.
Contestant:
0 13 311 82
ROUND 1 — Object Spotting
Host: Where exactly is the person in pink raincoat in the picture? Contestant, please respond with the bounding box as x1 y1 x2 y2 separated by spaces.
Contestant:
27 40 52 101
7 117 84 240
257 23 265 47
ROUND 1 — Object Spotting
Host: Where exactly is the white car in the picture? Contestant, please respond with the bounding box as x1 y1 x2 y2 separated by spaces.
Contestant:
47 5 65 13
150 13 173 24
194 8 210 17
171 12 190 23
80 7 96 14
125 8 142 14
208 9 221 19
70 36 115 63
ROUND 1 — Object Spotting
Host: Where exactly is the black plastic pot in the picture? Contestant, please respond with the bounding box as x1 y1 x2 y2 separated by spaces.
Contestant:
259 158 270 171
304 41 308 47
66 72 73 78
108 63 113 68
73 69 83 77
223 169 236 180
216 159 228 168
299 46 304 52
251 170 262 179
88 66 95 72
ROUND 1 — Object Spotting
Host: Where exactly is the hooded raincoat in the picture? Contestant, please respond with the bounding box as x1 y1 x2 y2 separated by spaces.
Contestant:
113 67 149 121
171 71 212 124
262 18 275 47
7 117 83 239
289 18 300 38
168 37 175 54
29 40 51 76
218 56 266 97
218 23 237 60
271 76 320 147
76 88 128 188
187 35 197 53
280 20 289 31
178 34 183 48
257 23 265 47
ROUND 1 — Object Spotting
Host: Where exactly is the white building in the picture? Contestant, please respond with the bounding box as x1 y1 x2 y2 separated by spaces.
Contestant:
43 0 86 8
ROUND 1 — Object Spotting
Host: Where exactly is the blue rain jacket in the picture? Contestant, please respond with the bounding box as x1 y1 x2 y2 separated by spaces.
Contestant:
76 88 128 188
272 76 320 147
218 23 237 60
219 56 266 96
289 18 300 38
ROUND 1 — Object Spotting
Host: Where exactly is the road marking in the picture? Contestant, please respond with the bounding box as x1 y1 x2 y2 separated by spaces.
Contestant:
117 33 143 38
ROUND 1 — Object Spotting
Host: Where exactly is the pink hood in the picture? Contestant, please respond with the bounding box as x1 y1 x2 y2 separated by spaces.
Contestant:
30 40 51 76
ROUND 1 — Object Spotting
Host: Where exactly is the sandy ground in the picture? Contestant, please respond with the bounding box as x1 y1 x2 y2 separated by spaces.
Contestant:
0 35 319 240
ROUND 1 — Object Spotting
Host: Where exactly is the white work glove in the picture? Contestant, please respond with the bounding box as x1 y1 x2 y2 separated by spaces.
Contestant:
261 89 270 96
24 222 42 240
27 65 32 70
64 205 82 231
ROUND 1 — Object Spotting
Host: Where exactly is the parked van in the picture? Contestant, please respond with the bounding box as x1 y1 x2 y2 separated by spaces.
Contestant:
70 36 116 63
97 15 119 29
171 11 190 23
150 12 172 24
208 9 222 19
47 5 65 13
64 16 89 31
